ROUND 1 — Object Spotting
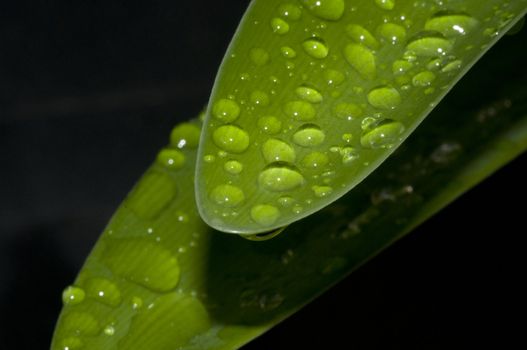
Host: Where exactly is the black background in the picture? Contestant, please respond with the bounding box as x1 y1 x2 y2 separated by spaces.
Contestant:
0 1 524 349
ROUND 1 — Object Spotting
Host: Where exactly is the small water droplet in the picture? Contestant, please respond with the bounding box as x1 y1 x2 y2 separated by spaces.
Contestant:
299 0 345 21
170 123 201 149
301 152 329 170
210 184 245 208
441 59 462 73
360 119 405 149
250 204 281 226
333 102 363 120
270 17 290 35
376 22 406 44
104 324 116 336
293 124 326 147
250 47 270 66
283 100 316 120
295 85 323 103
212 98 240 123
58 337 84 350
425 11 479 37
292 204 303 214
280 46 297 58
340 146 359 164
302 37 329 59
250 90 270 106
62 286 85 306
345 24 379 49
156 148 185 170
85 278 121 307
343 43 376 80
262 138 296 163
259 163 305 192
131 296 143 310
374 0 395 11
312 185 333 197
412 70 436 87
212 125 250 153
277 3 302 21
406 31 453 57
367 86 401 109
342 133 353 143
323 69 345 86
257 116 282 134
278 196 295 207
224 160 243 175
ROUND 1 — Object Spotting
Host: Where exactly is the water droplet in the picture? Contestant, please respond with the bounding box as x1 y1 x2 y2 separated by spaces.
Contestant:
262 138 296 163
323 69 345 86
270 17 290 35
361 119 405 149
212 98 240 122
412 70 436 87
257 116 282 134
312 185 333 197
131 296 143 310
301 152 329 169
295 85 323 103
259 163 305 192
343 43 376 80
277 3 302 21
299 0 345 21
103 239 180 292
283 100 316 120
376 23 406 44
374 0 395 11
340 147 359 164
346 24 380 49
85 278 121 307
425 11 478 37
250 47 270 66
441 59 462 73
104 324 115 336
292 204 303 214
302 37 329 59
176 211 189 222
427 57 443 70
210 184 245 208
62 312 101 336
293 124 326 147
281 46 297 58
170 123 201 149
156 148 185 170
58 337 84 350
333 102 363 120
224 160 243 175
342 133 353 143
62 286 85 306
278 196 295 207
203 154 215 163
250 204 281 226
127 171 176 220
367 86 401 109
250 90 270 106
212 125 250 153
406 31 453 57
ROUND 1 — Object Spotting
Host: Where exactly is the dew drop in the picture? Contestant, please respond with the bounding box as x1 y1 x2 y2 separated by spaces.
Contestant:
212 98 240 122
441 59 462 73
283 100 316 120
127 171 176 220
333 103 363 120
343 43 376 80
406 32 453 57
262 138 296 163
425 12 479 37
301 152 329 169
281 46 297 58
302 37 329 59
374 0 395 11
103 239 180 292
340 146 359 164
376 23 406 44
270 17 290 35
412 70 436 87
212 125 250 153
250 90 270 106
277 3 302 21
293 124 326 147
295 85 323 103
299 0 345 21
104 325 115 336
360 119 405 149
324 69 345 86
85 278 122 307
278 196 295 207
250 47 270 66
257 116 282 134
210 184 245 208
62 286 85 306
170 123 201 149
345 24 380 49
259 163 305 192
342 133 353 143
312 185 333 198
131 296 143 310
367 86 401 109
156 148 185 170
224 160 243 175
250 204 281 226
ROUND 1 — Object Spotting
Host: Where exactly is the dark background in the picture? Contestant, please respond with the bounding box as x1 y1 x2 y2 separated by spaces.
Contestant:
0 1 524 349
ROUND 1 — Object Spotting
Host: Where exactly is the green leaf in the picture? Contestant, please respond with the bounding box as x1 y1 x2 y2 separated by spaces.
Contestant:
195 0 527 234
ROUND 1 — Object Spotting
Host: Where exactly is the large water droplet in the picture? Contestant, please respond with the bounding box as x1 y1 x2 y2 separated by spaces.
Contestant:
302 37 329 59
212 125 250 153
170 123 201 149
295 85 323 103
259 163 304 192
343 43 376 80
270 17 290 35
250 204 281 226
283 100 316 120
333 103 363 120
367 86 401 109
299 0 345 21
212 98 240 123
293 124 326 147
425 11 479 37
210 184 245 207
85 278 122 307
346 24 379 49
224 160 243 175
361 119 405 149
257 116 282 134
103 239 180 292
62 286 85 306
376 23 406 44
406 31 453 57
156 148 185 170
127 171 176 220
262 138 296 163
250 47 270 66
301 152 329 170
374 0 395 11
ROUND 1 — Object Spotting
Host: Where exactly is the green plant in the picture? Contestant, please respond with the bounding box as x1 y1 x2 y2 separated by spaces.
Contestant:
51 1 526 349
